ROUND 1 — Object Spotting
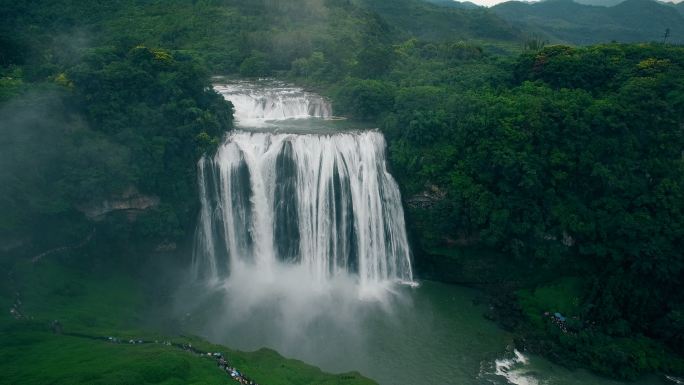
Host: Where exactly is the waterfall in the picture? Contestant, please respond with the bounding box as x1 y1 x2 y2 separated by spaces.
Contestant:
193 81 413 289
214 81 332 125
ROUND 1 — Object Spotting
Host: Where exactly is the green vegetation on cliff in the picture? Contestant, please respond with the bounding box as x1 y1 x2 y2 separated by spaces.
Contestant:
325 42 684 380
1 44 231 254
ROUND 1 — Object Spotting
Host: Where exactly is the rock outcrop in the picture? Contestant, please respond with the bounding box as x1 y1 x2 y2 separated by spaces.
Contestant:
77 187 159 221
407 184 446 209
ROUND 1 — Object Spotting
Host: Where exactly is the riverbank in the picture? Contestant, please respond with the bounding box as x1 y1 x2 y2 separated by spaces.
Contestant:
2 243 678 385
414 245 684 383
0 255 376 385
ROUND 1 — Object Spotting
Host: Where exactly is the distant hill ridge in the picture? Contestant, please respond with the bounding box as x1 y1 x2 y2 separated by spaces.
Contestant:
426 0 684 7
490 0 684 44
676 1 684 15
567 0 680 6
424 0 482 9
359 0 523 41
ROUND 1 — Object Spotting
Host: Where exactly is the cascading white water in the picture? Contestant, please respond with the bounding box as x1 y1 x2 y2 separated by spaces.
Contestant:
214 81 332 125
192 81 413 290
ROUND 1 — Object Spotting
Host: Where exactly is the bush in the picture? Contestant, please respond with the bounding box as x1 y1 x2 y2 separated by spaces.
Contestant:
333 78 395 120
239 52 271 77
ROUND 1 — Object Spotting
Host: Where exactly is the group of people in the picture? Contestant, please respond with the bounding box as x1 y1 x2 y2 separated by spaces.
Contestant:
212 352 260 385
104 337 261 385
9 273 260 385
543 311 569 333
9 292 24 320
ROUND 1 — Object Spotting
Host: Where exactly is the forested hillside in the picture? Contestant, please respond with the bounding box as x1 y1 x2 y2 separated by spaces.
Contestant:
357 0 522 41
323 43 684 379
574 0 625 5
0 45 231 256
424 0 482 8
281 4 684 376
492 0 684 44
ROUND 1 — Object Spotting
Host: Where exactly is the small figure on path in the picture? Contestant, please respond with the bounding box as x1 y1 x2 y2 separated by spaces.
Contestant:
50 320 63 334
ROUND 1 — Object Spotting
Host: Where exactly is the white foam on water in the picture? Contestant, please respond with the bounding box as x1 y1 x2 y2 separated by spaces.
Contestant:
214 81 332 128
493 350 540 385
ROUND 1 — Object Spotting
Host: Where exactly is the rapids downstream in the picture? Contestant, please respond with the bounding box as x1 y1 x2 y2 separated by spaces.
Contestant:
176 79 670 385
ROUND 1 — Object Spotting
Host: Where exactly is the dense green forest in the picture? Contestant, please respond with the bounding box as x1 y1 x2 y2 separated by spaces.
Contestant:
1 0 683 382
329 42 684 378
491 0 684 45
0 44 231 255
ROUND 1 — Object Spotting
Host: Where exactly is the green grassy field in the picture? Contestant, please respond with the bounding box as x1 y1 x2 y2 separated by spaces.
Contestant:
0 256 376 385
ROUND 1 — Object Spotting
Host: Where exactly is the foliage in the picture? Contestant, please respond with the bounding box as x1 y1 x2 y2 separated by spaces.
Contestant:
0 44 232 251
240 51 272 77
359 0 521 42
333 78 396 120
348 43 684 379
68 45 232 237
297 40 684 379
491 0 684 45
517 278 583 327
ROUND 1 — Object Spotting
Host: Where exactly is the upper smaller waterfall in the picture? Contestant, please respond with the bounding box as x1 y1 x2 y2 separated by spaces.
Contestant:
215 81 332 126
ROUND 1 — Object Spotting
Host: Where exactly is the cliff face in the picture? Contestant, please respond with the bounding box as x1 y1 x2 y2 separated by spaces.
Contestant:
77 187 159 221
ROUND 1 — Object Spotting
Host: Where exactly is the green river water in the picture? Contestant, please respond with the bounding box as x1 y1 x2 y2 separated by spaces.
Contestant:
178 279 669 385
